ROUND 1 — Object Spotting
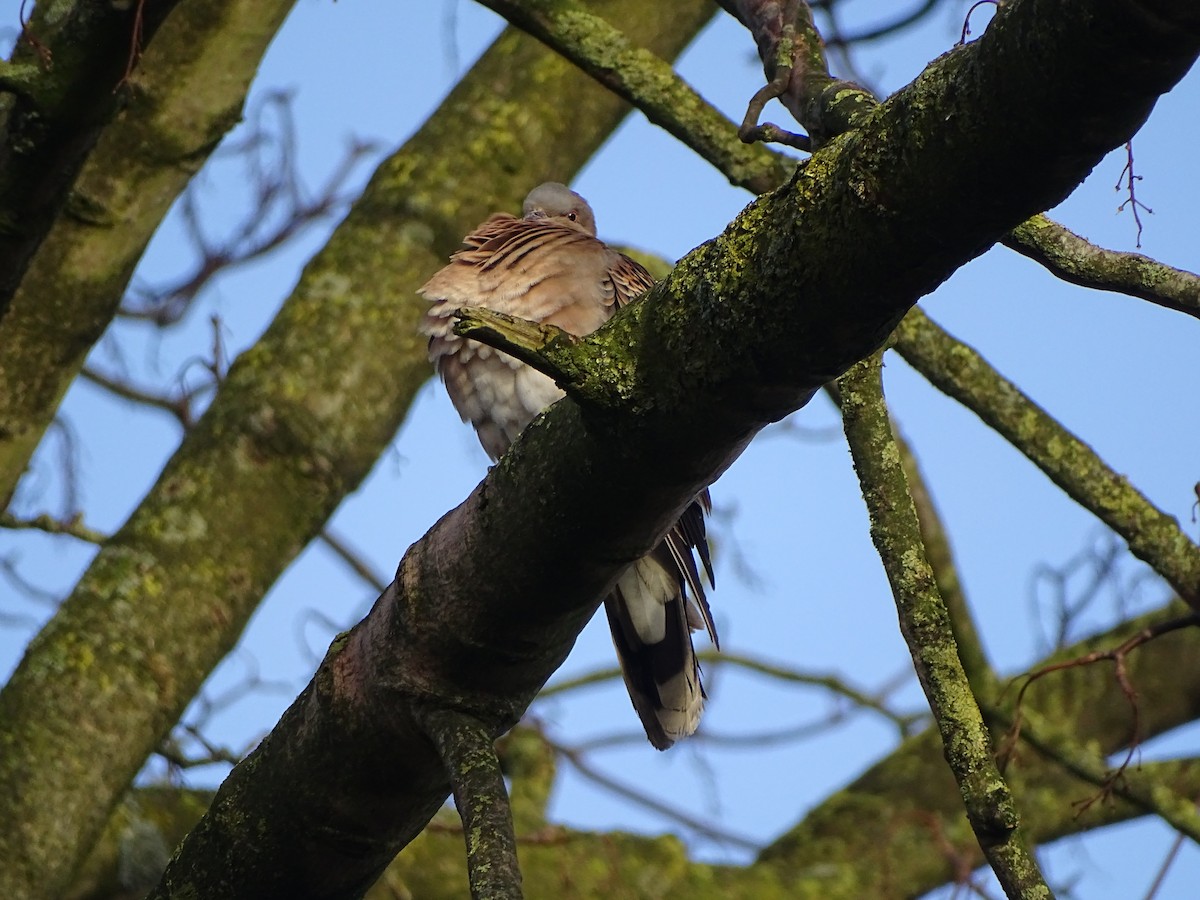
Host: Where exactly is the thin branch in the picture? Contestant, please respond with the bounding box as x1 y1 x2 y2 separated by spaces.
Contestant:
1004 615 1200 786
1115 142 1153 248
121 92 377 327
724 0 878 146
960 1 1000 45
157 725 242 772
838 353 1052 899
1002 214 1199 321
893 307 1200 613
737 14 812 150
0 511 108 544
318 528 388 593
999 703 1200 846
1143 816 1191 900
418 708 523 900
80 366 197 428
547 737 761 851
1029 533 1126 652
474 0 792 193
825 0 942 48
541 651 919 733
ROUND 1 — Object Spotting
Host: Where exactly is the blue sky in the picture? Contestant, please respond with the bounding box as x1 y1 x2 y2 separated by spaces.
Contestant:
2 2 1199 896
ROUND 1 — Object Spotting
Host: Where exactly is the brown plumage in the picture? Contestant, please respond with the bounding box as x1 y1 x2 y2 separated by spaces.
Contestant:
419 182 717 749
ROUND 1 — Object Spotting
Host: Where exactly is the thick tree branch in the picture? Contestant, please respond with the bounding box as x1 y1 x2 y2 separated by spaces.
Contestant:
0 5 720 898
0 0 182 316
893 307 1200 611
148 2 1200 896
838 354 1051 898
1002 214 1200 321
0 0 299 508
495 0 1187 338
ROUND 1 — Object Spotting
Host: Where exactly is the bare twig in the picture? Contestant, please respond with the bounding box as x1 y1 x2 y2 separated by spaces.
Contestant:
318 528 389 593
1115 142 1153 248
1030 534 1125 652
1003 614 1200 796
121 92 378 326
547 736 760 850
824 0 943 48
0 511 108 544
960 1 1000 45
1142 801 1194 900
541 650 919 733
81 366 200 428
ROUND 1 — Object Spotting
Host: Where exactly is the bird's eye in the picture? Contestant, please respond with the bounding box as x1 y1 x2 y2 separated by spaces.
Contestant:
567 211 577 221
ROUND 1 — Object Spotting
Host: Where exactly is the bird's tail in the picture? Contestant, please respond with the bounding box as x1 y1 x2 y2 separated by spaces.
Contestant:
604 507 717 750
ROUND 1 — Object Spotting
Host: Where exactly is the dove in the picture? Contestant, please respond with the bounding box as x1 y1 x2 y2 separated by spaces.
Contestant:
419 182 716 749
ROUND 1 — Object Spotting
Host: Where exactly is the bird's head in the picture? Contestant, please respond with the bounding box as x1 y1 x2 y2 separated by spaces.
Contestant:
522 182 597 236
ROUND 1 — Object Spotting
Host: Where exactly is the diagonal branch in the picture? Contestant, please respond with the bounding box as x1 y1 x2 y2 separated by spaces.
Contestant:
1002 214 1200 321
838 354 1051 898
475 0 792 193
762 599 1200 896
418 709 523 899
893 307 1200 611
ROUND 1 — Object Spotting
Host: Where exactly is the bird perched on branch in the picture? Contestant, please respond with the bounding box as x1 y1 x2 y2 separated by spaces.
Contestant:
419 182 717 749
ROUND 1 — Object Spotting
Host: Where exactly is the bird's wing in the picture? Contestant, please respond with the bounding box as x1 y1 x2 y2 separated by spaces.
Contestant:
607 251 656 309
419 215 622 457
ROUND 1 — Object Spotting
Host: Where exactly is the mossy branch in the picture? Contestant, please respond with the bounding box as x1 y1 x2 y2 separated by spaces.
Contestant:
476 0 792 193
453 307 625 409
893 307 1200 612
893 423 996 695
996 702 1200 845
418 708 523 900
837 353 1052 898
0 61 46 102
486 0 1200 343
1003 214 1200 321
825 380 995 697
